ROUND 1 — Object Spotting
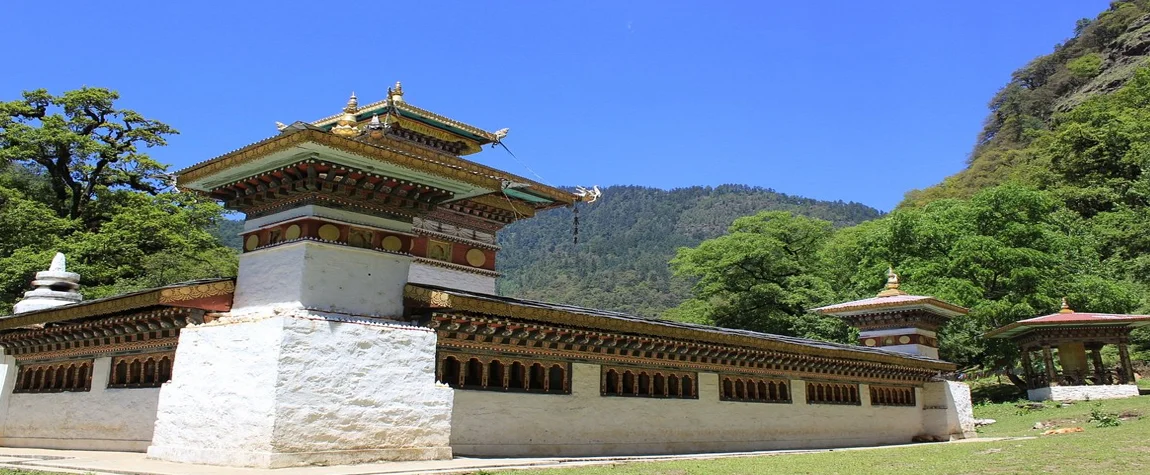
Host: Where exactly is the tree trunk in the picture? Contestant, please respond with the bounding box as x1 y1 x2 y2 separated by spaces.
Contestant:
1005 371 1029 391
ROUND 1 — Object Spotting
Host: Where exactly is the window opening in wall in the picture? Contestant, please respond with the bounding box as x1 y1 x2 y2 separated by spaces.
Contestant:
509 362 526 390
870 385 916 407
719 375 791 403
489 360 505 389
601 365 697 399
548 364 564 392
465 358 484 388
108 353 175 389
436 353 569 394
528 363 546 391
14 360 94 393
605 369 619 394
622 371 635 394
805 382 861 405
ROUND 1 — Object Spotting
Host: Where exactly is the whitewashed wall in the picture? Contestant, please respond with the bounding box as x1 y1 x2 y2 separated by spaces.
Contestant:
149 313 452 468
1 357 160 452
408 263 495 294
1028 384 1139 401
450 363 927 457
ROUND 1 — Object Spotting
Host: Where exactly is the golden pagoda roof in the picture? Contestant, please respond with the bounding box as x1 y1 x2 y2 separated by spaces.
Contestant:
311 83 503 147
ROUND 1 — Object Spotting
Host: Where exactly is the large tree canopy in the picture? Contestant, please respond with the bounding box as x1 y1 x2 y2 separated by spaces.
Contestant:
0 87 176 222
0 88 235 312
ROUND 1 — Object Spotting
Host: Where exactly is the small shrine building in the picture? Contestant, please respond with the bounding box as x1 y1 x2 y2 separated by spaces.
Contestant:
0 85 974 469
986 298 1149 401
812 269 968 360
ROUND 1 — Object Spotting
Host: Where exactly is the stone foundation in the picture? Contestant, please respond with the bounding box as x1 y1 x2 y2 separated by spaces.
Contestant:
147 311 452 468
1027 384 1140 401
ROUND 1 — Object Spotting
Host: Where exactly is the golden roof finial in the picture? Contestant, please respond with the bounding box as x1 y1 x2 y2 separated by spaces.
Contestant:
331 92 362 137
1059 297 1074 314
388 81 405 103
876 266 907 297
344 91 358 113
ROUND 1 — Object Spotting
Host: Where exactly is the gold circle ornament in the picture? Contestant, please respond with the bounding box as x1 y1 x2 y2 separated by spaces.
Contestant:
244 234 260 251
318 224 341 241
285 224 301 240
382 236 403 252
863 338 876 347
898 335 912 344
465 248 487 267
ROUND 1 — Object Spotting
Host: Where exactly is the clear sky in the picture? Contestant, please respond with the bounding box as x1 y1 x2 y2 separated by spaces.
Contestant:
0 1 1112 211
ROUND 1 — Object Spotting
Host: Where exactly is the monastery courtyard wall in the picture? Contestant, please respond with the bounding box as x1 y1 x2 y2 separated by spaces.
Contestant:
451 363 968 456
0 356 160 452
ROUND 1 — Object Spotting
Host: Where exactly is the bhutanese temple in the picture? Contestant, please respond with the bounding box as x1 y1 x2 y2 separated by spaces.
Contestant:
0 84 975 469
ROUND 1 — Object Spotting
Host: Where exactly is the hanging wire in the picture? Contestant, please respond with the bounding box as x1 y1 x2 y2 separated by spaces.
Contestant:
573 203 580 245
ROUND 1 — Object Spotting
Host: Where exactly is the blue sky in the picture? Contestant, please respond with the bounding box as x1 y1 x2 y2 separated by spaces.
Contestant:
1 1 1112 211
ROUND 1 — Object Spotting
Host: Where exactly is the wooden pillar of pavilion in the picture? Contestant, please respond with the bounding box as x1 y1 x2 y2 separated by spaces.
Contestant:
1020 349 1034 389
1087 344 1106 384
1117 342 1133 384
1042 346 1058 386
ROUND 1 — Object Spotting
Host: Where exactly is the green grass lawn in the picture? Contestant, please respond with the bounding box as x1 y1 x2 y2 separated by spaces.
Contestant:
484 395 1150 475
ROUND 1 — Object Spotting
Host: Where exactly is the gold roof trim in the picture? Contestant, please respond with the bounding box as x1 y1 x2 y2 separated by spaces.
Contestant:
405 285 954 371
176 129 576 206
311 94 499 143
0 280 234 331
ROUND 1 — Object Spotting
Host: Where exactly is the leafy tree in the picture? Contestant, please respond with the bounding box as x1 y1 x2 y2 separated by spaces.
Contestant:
0 88 236 312
669 211 851 342
0 87 176 221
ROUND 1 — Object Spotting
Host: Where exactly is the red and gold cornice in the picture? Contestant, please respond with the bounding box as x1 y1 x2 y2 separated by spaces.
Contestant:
406 285 953 373
430 314 940 384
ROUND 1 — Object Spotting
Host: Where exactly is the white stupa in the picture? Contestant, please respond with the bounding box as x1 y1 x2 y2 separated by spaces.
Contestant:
12 253 82 314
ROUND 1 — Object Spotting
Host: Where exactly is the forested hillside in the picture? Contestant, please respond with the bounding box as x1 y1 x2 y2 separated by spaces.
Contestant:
661 1 1150 369
495 185 881 316
904 0 1150 206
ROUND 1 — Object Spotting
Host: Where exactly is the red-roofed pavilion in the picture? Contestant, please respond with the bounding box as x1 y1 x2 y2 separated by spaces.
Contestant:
986 298 1150 401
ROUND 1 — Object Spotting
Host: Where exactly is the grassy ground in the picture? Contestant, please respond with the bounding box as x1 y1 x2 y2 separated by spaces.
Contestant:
484 396 1150 475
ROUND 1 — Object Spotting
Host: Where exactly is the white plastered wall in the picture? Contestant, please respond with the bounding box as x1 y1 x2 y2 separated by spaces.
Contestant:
920 381 976 440
450 363 928 457
408 263 496 294
1028 384 1140 401
233 241 411 317
148 314 452 468
0 357 161 451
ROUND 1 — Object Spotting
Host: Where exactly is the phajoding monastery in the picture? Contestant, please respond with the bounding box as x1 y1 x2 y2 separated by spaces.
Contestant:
0 84 982 468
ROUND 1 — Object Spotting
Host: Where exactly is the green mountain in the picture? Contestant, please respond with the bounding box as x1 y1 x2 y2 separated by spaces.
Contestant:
904 1 1150 207
495 185 881 316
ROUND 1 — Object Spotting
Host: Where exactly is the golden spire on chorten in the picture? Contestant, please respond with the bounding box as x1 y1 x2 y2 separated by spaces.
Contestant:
1059 297 1074 314
388 81 405 103
876 267 908 297
331 91 361 137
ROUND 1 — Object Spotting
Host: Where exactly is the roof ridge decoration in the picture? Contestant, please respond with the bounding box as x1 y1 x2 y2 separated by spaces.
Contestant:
1059 296 1073 314
876 267 907 298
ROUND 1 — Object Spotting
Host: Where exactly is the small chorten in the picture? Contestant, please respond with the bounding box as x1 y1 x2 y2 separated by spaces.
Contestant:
330 92 361 137
12 253 82 314
811 267 969 360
